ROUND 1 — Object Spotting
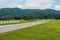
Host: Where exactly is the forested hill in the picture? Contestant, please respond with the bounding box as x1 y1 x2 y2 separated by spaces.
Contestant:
0 8 60 20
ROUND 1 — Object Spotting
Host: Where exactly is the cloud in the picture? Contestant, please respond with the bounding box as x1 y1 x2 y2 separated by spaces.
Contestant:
0 0 52 9
55 5 60 10
0 0 20 8
18 0 52 9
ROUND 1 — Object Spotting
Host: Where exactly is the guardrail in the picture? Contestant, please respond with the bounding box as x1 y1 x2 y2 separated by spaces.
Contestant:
0 20 20 24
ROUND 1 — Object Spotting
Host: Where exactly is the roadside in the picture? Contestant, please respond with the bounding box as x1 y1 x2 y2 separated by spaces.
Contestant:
0 19 50 33
0 19 41 25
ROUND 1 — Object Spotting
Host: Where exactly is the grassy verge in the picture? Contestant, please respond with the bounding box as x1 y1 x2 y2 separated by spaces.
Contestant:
0 19 60 40
0 19 41 25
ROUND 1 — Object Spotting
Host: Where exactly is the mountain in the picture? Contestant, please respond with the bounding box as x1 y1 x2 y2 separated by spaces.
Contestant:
0 8 60 20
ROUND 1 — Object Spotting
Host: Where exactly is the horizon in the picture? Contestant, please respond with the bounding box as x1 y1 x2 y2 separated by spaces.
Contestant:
0 0 60 10
0 8 58 11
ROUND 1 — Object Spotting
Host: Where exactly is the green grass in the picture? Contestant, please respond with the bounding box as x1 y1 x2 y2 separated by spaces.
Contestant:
0 19 41 25
0 19 60 40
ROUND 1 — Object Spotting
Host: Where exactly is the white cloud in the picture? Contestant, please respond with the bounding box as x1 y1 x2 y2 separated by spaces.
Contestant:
0 0 52 9
55 5 60 10
18 0 52 9
0 0 21 8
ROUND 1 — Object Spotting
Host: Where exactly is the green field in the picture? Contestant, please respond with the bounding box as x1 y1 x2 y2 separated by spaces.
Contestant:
0 19 41 25
0 19 60 40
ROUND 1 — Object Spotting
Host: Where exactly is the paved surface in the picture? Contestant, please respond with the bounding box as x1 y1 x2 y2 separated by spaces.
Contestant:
0 20 50 33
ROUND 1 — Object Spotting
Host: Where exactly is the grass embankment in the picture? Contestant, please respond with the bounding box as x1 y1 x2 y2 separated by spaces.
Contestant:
0 19 41 25
0 19 60 40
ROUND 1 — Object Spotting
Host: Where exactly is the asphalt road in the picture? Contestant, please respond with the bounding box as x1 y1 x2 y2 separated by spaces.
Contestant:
0 20 50 33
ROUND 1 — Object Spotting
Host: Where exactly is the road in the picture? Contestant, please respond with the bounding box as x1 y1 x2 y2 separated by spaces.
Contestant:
0 20 50 33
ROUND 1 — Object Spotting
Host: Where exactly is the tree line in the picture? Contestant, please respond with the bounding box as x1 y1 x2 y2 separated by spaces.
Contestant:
0 8 60 20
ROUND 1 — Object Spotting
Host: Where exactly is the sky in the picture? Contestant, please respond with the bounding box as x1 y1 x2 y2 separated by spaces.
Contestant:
0 0 60 10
